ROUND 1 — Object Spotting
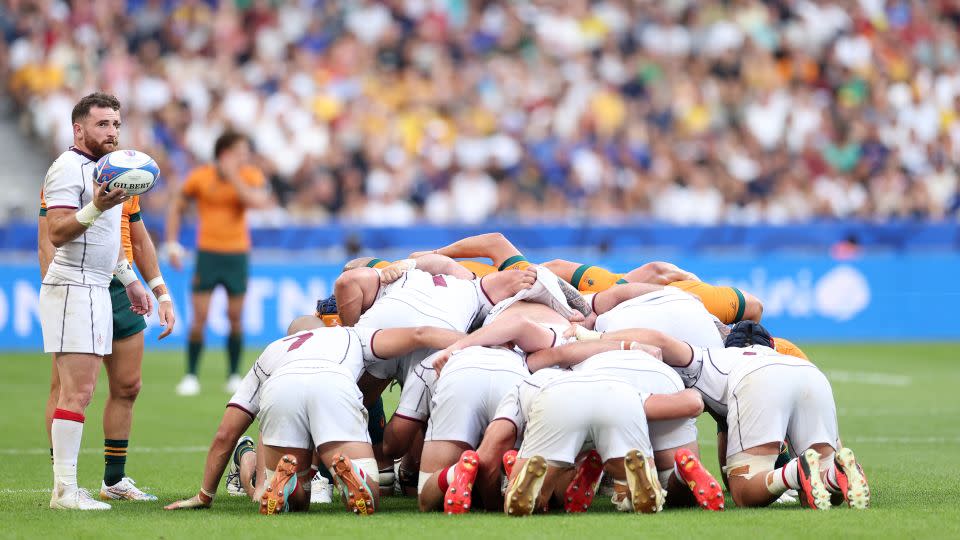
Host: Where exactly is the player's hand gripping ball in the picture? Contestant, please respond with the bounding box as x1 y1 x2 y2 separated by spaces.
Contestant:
94 150 160 195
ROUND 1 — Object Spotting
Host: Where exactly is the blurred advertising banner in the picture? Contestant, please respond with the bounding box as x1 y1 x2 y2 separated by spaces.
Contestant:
1 253 957 350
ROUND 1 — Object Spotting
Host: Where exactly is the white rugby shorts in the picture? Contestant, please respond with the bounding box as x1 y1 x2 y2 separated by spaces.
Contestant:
259 371 370 449
39 275 112 355
725 362 839 457
518 378 652 465
426 350 528 447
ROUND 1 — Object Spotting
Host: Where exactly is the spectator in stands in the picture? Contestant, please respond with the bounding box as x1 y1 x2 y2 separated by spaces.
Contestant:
2 0 959 225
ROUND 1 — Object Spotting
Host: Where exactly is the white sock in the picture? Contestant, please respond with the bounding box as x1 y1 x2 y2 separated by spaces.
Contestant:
766 458 799 494
445 465 456 486
822 460 841 494
51 417 84 487
673 461 683 481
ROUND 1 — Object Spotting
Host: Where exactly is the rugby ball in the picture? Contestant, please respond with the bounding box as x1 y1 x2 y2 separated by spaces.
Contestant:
94 150 160 195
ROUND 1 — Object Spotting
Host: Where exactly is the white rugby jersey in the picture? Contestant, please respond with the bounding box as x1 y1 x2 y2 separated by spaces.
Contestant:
43 148 123 286
674 345 814 416
358 269 483 333
228 326 378 416
594 287 724 348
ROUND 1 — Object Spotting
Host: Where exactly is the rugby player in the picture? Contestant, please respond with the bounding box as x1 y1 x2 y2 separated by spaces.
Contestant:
596 327 870 510
527 341 724 511
407 232 762 324
164 317 463 514
40 188 175 502
166 131 271 396
39 92 151 510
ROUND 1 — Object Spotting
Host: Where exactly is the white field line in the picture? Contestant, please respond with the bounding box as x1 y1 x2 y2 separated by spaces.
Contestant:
0 445 207 456
824 370 912 386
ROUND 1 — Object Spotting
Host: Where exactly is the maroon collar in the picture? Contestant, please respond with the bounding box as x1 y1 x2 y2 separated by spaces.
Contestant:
69 146 98 161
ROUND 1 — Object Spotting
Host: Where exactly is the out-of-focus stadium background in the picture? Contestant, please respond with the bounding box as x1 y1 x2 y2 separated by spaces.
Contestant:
1 0 958 348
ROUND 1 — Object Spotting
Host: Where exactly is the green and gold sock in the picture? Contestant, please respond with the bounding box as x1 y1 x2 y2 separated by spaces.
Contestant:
104 439 128 486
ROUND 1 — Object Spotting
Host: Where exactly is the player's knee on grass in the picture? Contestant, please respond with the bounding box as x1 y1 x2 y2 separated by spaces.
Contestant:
417 470 442 511
724 452 779 507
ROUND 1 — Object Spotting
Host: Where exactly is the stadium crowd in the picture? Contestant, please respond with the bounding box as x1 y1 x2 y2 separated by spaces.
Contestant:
5 0 960 224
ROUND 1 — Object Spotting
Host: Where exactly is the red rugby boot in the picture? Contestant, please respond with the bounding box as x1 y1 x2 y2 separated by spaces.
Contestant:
564 450 603 513
674 448 725 511
502 449 518 479
444 450 480 515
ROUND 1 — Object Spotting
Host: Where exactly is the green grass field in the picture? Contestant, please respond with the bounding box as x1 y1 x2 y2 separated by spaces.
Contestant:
1 343 958 539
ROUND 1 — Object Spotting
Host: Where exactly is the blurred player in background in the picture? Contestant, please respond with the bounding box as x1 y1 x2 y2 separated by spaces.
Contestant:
165 132 270 396
38 92 152 510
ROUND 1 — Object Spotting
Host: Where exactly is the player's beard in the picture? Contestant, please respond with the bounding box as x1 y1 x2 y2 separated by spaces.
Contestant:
82 132 118 159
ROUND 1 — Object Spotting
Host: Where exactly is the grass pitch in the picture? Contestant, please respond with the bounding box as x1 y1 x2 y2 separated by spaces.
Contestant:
1 343 958 539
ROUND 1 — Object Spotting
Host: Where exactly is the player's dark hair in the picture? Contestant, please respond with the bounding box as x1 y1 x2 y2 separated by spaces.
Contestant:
724 320 774 349
71 92 121 123
214 131 249 159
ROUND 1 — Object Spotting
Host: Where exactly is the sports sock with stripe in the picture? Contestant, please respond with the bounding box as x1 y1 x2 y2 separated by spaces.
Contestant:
104 439 128 486
52 409 85 486
822 459 842 494
437 465 455 492
766 458 800 494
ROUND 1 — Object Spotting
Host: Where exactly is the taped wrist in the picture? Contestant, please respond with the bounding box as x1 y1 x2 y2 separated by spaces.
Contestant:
147 276 165 290
574 326 602 341
75 202 103 228
199 487 215 503
114 259 137 287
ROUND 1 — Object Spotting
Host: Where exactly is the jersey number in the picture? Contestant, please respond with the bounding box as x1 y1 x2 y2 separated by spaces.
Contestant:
283 332 313 351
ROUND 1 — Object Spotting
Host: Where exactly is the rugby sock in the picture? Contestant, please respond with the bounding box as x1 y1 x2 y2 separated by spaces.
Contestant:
187 340 203 375
227 333 243 376
367 397 386 445
317 464 334 483
49 448 53 465
774 445 792 469
52 409 85 486
104 439 128 486
236 441 255 462
822 458 842 494
437 466 455 492
766 459 800 494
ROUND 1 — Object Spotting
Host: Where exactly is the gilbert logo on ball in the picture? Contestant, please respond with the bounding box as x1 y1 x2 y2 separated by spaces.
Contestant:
95 150 161 195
